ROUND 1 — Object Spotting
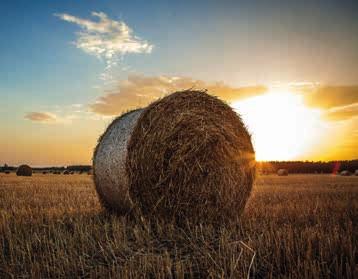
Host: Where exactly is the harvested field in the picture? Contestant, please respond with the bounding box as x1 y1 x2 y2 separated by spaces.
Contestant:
0 174 357 278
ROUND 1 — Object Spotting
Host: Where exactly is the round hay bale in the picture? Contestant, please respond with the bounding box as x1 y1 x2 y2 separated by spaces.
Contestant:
94 90 256 224
277 169 288 176
16 165 32 176
340 170 351 176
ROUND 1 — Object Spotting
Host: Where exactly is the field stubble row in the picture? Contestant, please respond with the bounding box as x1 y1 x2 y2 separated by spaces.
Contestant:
0 174 357 278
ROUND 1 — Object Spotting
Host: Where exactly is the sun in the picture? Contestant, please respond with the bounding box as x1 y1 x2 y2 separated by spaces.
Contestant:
232 89 325 161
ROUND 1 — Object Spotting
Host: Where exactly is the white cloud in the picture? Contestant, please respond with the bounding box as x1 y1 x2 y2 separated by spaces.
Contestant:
55 11 153 74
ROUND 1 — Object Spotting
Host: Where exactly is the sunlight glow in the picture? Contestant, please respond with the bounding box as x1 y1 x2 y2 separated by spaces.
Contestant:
232 89 325 161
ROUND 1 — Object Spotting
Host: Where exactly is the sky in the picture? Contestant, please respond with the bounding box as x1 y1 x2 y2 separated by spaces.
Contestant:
1 0 358 166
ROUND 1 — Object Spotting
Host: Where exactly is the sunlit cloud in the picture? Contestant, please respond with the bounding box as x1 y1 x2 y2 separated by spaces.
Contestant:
25 104 110 125
90 75 267 115
233 91 327 161
293 85 358 108
324 103 358 121
24 111 77 124
290 85 358 121
24 112 57 123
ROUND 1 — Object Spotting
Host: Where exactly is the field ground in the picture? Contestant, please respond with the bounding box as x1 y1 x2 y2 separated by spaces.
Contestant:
0 174 357 278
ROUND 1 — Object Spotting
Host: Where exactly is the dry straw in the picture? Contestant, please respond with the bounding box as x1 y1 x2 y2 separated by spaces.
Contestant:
16 165 32 176
94 90 256 225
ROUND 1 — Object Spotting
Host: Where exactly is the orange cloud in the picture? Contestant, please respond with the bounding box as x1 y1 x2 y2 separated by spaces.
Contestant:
292 85 358 121
24 112 57 123
90 75 267 115
324 103 358 121
299 85 358 108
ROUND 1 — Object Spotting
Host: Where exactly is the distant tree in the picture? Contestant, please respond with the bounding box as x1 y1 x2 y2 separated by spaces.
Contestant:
1 163 13 172
66 165 92 172
258 160 358 174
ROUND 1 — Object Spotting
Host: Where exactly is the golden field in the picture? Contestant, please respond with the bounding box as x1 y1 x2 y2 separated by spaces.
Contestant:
0 173 357 278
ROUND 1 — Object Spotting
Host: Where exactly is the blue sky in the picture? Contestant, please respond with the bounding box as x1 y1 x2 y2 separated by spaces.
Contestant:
1 0 358 165
2 0 358 92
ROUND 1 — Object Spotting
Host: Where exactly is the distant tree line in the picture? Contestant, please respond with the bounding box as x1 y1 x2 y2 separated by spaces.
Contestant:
1 161 357 174
0 164 16 171
257 160 358 174
66 165 92 172
0 164 92 172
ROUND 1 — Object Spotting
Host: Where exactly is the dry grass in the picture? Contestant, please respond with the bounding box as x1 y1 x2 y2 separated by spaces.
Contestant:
0 174 357 278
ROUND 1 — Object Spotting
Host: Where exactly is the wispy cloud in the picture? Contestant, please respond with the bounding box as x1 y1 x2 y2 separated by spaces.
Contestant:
55 11 153 59
70 103 83 108
25 104 110 124
55 11 153 82
324 103 358 121
24 111 77 124
90 75 267 115
24 112 57 123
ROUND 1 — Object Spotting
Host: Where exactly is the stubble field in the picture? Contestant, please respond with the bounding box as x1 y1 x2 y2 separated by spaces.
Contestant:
0 174 357 278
